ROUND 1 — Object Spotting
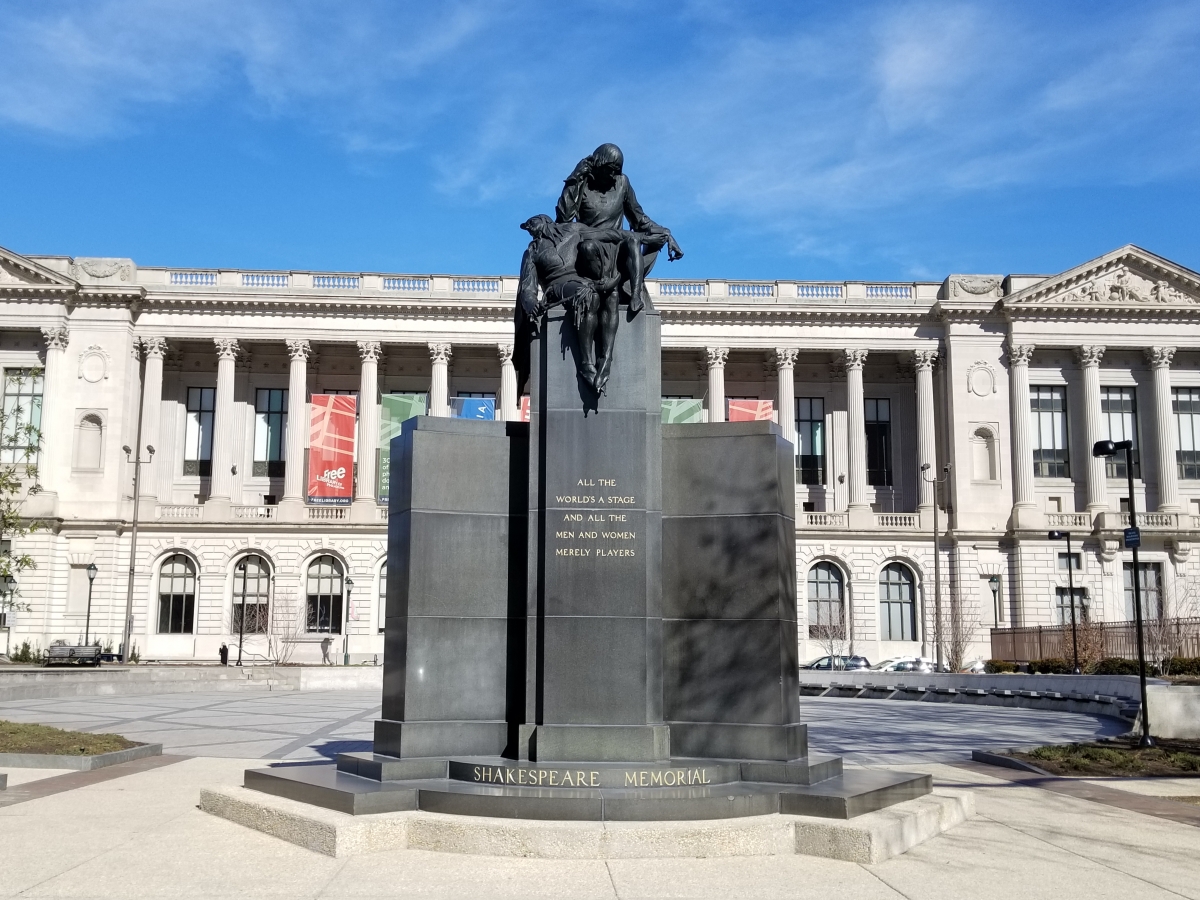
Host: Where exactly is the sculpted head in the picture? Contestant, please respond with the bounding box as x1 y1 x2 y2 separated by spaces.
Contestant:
521 214 554 240
589 143 623 187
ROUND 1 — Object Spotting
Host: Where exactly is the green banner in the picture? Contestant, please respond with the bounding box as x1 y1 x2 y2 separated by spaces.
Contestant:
379 393 427 500
661 398 704 424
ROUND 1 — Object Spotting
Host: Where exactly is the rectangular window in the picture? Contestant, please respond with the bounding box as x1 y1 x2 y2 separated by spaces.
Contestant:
253 388 288 478
1 368 43 465
1054 587 1089 625
1101 387 1139 478
452 392 496 420
865 398 892 487
183 387 214 477
796 397 825 485
1031 386 1070 478
1174 388 1200 480
1122 561 1163 620
1057 553 1082 571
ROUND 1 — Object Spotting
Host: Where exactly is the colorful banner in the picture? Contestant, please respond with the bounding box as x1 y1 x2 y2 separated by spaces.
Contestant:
378 393 427 500
519 395 530 422
661 398 704 424
451 396 496 420
307 394 357 505
727 399 775 422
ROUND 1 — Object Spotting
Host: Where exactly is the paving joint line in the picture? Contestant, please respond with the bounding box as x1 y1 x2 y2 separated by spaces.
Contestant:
0 754 188 808
952 760 1200 828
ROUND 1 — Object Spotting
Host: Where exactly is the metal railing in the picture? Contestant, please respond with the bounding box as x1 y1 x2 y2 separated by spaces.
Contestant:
991 618 1200 663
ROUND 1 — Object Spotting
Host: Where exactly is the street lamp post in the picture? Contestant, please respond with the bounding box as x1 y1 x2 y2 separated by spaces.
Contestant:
343 577 354 666
988 574 1000 626
0 575 15 657
84 562 98 646
1092 439 1154 747
235 559 247 667
1048 530 1080 673
920 463 951 671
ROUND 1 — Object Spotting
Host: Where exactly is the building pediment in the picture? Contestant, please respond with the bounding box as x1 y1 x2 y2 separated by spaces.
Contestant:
0 245 77 291
1003 244 1200 315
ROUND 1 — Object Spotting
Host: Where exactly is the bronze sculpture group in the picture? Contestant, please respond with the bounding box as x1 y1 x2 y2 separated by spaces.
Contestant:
516 144 683 397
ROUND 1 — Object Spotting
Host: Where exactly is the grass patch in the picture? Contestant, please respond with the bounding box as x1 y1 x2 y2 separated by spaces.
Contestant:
0 720 137 756
1011 738 1200 777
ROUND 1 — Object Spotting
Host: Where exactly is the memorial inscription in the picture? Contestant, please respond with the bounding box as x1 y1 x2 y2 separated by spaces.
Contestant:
551 477 640 558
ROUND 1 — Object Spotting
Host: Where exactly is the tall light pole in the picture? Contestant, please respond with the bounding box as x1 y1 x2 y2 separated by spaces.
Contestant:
235 559 247 667
343 577 354 666
921 462 951 671
1048 530 1080 673
1092 439 1154 747
84 562 98 646
120 345 154 665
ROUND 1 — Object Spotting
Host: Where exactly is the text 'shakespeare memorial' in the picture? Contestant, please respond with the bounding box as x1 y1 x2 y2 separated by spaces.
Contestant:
245 145 931 819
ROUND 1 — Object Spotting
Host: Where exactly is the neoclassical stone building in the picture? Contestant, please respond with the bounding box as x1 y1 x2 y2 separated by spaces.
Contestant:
1 242 1197 665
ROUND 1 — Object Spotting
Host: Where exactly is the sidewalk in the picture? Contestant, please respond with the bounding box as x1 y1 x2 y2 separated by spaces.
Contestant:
0 756 1196 899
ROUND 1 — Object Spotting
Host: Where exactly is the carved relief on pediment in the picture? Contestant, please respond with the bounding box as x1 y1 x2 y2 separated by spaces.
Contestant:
1028 265 1198 307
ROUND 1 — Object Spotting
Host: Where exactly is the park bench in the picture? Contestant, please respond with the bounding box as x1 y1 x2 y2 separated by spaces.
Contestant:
43 645 102 667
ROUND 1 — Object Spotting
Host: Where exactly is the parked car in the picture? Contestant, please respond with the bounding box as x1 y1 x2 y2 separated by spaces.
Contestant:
871 657 933 673
960 658 986 674
800 655 871 671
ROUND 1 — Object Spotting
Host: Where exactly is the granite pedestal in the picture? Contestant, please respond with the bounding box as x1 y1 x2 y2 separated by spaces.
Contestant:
246 298 931 821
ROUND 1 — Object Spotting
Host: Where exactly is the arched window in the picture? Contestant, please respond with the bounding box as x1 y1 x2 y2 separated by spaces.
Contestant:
377 562 387 634
807 562 845 639
306 555 344 634
879 563 917 642
74 413 104 470
232 555 270 635
158 555 196 634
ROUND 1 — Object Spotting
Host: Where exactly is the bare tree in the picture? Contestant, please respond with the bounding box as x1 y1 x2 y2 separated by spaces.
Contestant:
1146 579 1200 675
0 368 43 657
808 603 853 669
939 601 981 672
267 590 301 666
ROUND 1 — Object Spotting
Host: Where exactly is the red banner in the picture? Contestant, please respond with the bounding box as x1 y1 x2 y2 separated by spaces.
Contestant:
307 395 357 505
727 399 775 422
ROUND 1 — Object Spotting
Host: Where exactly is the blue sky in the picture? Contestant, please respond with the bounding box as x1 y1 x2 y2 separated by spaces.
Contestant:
1 0 1199 282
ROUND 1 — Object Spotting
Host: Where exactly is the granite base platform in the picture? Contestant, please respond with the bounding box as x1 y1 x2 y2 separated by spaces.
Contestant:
241 752 931 821
201 783 973 862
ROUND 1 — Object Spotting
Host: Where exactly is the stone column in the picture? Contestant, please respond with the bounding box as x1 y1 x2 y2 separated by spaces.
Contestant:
278 339 311 522
137 337 168 512
914 349 938 513
706 347 729 423
1147 347 1181 512
1077 345 1107 516
204 338 239 519
845 349 870 527
775 348 798 447
429 343 452 417
32 326 70 511
352 341 381 522
1008 343 1038 527
498 344 518 421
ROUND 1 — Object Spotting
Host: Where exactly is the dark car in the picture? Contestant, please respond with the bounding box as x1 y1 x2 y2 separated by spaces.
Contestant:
800 655 871 671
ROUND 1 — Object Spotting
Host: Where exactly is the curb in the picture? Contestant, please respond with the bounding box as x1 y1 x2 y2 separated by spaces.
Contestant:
970 749 1056 777
0 742 163 771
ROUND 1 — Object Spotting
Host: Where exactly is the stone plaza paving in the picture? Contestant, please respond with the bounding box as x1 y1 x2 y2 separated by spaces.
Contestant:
0 692 1196 898
0 692 1129 764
